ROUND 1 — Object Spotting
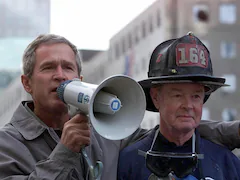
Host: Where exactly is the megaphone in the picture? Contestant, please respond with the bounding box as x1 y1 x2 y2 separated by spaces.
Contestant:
57 74 146 140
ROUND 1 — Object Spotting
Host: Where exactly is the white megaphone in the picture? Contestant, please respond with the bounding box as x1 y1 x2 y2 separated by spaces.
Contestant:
57 74 146 180
57 74 146 140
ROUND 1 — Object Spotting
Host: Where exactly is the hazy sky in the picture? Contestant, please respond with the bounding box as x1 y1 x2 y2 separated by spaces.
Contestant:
50 0 156 50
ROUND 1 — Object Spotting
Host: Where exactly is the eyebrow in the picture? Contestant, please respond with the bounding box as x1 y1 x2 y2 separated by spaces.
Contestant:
169 88 204 93
40 59 76 68
40 60 55 67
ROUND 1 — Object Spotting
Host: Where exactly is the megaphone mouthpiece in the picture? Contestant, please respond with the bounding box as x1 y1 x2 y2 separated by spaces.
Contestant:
57 80 73 103
57 79 96 114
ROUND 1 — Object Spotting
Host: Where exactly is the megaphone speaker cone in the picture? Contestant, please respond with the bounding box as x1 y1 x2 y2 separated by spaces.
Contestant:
89 75 146 140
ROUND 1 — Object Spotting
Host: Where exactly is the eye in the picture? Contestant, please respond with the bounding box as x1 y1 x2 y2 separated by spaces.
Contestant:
63 65 74 71
193 94 201 99
174 94 182 98
42 66 53 70
67 66 74 70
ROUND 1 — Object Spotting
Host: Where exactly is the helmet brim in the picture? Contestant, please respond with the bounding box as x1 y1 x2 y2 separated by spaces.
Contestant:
138 74 229 112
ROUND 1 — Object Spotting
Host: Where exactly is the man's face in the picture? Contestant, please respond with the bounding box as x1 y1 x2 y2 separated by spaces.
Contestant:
151 83 205 133
22 43 79 113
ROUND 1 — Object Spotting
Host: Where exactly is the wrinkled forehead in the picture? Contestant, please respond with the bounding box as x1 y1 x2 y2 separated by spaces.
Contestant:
35 43 77 63
154 83 206 93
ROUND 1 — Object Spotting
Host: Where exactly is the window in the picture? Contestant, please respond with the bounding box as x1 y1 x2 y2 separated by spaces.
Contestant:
221 74 237 93
134 27 139 44
222 108 237 121
114 43 120 59
219 4 236 24
149 16 153 33
156 10 161 27
142 21 146 38
128 33 132 49
121 38 126 54
193 4 209 22
220 42 236 59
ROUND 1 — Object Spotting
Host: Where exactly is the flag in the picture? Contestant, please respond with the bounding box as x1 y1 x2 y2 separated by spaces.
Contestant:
124 50 134 76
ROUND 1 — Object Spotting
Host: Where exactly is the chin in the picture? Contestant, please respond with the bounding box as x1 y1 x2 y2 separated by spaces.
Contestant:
51 100 67 109
178 123 196 132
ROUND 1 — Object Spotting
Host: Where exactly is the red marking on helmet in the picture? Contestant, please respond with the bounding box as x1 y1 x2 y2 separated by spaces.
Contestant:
156 53 162 63
176 43 208 68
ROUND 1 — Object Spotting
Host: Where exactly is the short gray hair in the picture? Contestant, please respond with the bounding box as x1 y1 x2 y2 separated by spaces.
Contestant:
22 34 82 78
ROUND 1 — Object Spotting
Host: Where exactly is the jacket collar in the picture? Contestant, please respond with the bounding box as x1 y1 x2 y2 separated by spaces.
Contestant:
10 101 47 140
139 125 159 151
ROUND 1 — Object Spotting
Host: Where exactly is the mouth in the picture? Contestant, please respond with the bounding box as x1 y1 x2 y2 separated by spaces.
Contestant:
177 115 193 119
51 87 58 93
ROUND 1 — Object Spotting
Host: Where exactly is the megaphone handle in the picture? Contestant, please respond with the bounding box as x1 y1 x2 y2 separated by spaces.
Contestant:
81 147 103 180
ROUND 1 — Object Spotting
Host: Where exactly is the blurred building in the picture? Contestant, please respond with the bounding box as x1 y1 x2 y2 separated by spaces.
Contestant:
0 0 50 37
172 0 240 123
0 0 50 70
82 0 240 128
0 0 50 126
0 0 240 129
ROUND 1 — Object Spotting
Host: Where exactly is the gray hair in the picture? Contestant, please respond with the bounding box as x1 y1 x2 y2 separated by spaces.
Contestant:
22 34 82 78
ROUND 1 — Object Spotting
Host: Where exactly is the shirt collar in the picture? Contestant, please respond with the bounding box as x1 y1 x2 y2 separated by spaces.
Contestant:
152 130 193 152
10 101 47 140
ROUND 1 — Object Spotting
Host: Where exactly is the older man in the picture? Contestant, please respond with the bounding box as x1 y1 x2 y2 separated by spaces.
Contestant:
118 33 240 180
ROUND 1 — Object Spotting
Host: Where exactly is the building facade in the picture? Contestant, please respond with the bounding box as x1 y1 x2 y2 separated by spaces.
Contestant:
0 0 51 126
82 0 240 128
0 0 51 70
0 0 239 129
174 0 240 122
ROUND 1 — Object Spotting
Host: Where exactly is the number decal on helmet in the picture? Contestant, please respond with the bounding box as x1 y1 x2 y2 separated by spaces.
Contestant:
176 43 208 68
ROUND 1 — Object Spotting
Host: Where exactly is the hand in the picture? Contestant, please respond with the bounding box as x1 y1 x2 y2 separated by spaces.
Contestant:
60 113 90 152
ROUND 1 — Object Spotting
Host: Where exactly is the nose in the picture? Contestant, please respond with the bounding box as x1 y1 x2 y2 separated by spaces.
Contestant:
53 66 67 82
181 96 194 109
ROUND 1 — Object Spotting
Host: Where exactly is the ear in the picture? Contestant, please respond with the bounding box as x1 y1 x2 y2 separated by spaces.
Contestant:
21 75 32 94
150 87 160 110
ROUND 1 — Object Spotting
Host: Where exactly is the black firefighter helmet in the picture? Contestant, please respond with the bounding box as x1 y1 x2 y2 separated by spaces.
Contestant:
138 32 229 112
